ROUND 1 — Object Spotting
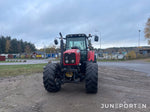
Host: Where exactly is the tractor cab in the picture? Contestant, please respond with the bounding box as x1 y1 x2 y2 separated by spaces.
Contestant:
65 34 88 62
66 34 87 50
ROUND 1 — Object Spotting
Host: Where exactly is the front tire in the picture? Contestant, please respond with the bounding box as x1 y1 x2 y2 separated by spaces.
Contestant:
85 62 98 93
43 63 61 92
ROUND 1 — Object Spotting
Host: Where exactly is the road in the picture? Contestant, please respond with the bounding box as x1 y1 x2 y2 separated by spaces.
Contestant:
1 59 150 77
0 63 150 112
98 61 150 76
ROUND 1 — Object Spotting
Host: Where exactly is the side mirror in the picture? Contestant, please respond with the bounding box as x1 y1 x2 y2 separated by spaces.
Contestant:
54 39 58 45
94 35 99 41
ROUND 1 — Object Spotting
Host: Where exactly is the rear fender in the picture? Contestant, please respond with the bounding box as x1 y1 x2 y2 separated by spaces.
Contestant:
87 51 95 62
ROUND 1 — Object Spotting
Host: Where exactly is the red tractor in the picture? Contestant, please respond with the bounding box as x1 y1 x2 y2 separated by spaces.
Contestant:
43 33 99 93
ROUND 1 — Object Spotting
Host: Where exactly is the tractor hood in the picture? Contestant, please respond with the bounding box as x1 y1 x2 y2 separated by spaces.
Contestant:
63 49 80 65
64 49 80 54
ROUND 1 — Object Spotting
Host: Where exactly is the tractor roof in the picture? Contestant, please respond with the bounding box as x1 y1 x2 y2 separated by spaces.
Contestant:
66 34 87 38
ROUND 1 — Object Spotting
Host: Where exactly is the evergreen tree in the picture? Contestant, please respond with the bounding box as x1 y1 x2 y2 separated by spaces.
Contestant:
0 35 36 54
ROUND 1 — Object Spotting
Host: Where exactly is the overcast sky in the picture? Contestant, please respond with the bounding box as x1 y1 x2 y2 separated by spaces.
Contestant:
0 0 150 49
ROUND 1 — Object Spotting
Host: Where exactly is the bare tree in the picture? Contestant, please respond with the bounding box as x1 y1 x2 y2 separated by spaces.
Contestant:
25 45 31 54
144 18 150 45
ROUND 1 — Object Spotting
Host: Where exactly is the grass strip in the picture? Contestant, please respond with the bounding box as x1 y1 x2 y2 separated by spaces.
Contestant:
0 63 47 77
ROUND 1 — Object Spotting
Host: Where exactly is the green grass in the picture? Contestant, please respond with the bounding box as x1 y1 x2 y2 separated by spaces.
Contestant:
51 58 60 61
0 61 20 63
0 63 47 77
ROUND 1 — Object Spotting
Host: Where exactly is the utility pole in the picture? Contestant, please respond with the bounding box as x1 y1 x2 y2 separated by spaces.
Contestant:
43 42 46 59
138 29 141 47
100 32 101 49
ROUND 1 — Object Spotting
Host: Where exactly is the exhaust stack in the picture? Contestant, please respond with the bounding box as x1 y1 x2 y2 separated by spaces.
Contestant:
59 32 64 68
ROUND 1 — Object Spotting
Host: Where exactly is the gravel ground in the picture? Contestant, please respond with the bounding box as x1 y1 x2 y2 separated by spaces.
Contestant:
0 66 150 112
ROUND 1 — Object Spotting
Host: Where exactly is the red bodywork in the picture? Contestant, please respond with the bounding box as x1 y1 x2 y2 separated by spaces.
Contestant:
88 51 95 62
63 49 80 66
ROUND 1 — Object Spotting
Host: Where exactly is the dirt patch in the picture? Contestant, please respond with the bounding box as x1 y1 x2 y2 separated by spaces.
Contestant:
0 66 150 112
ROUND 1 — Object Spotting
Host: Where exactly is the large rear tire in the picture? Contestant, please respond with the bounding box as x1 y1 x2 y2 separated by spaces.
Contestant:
85 62 98 93
43 63 61 92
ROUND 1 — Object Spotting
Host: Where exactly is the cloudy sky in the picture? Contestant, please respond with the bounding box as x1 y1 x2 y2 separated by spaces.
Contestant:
0 0 150 49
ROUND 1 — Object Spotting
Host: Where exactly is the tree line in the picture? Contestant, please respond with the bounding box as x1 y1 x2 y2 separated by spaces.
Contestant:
39 45 59 53
0 36 36 54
